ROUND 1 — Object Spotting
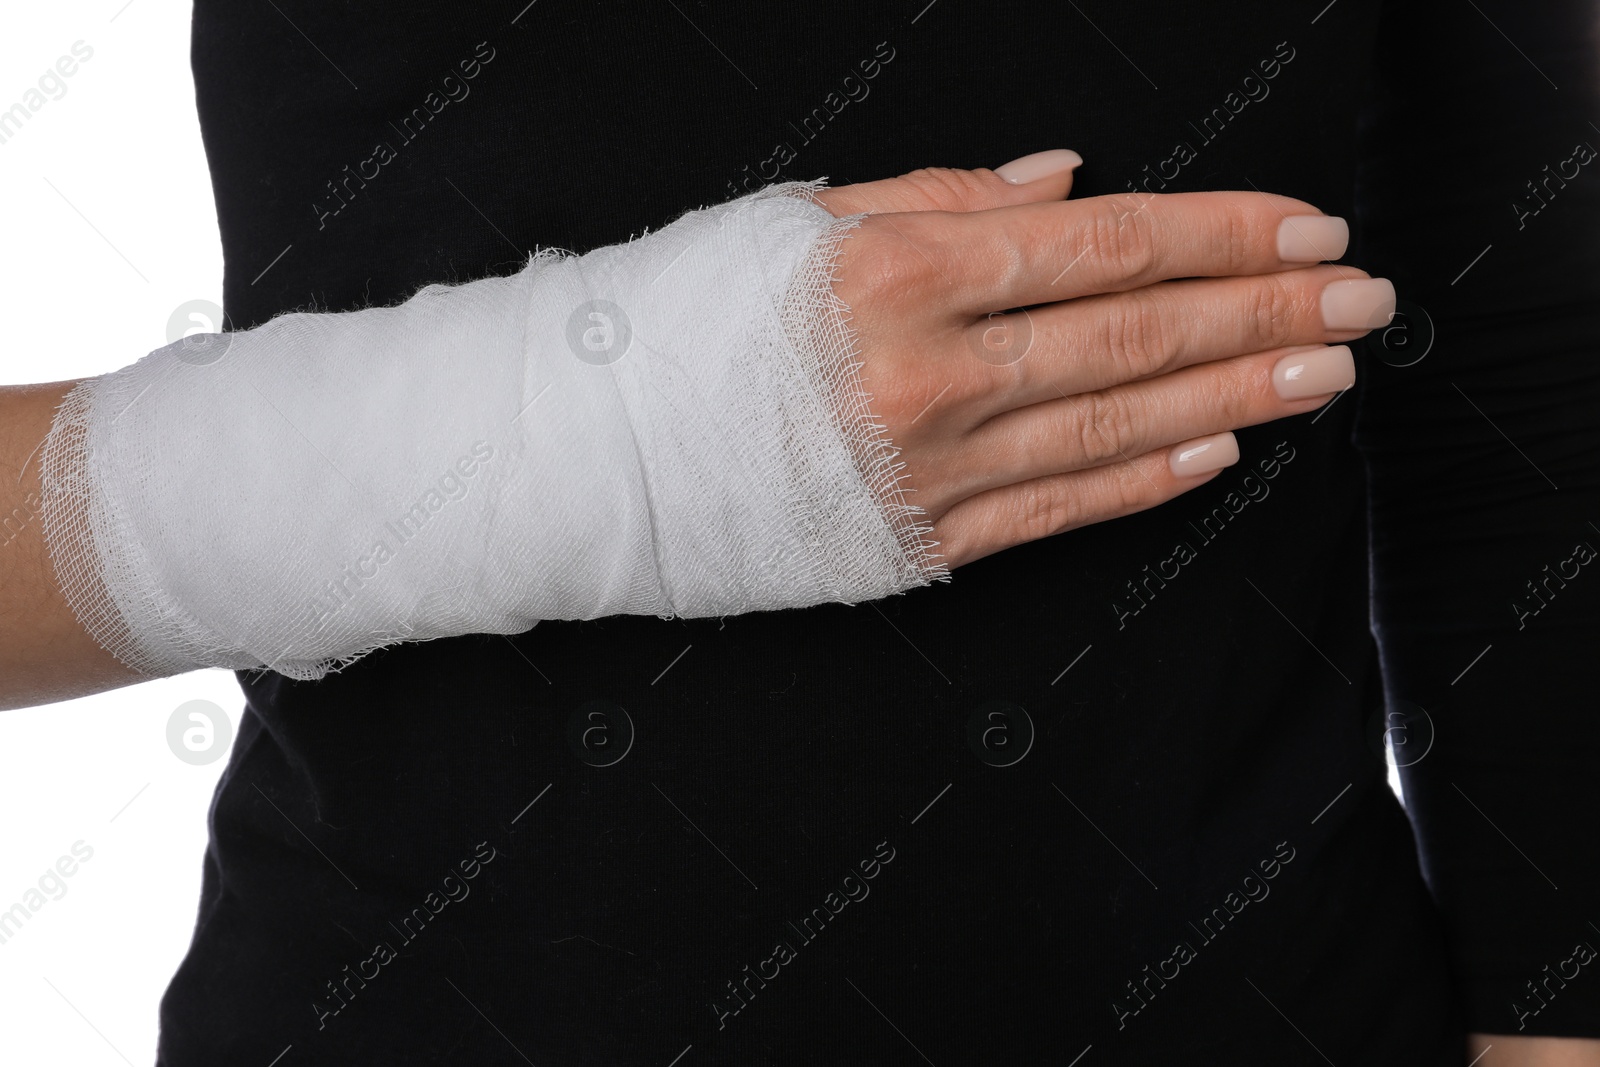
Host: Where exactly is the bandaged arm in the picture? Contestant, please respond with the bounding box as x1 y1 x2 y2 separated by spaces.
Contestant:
32 182 947 683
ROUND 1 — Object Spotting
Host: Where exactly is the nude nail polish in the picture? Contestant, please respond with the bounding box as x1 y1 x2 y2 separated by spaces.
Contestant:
1273 345 1355 400
1169 432 1239 477
995 149 1084 185
1277 215 1349 262
1321 278 1396 330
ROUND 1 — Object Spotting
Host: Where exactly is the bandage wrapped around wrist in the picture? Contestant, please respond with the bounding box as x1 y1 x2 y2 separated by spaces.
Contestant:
39 181 947 681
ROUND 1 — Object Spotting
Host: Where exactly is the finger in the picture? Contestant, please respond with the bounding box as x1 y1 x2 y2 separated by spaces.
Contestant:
949 345 1349 499
932 432 1239 569
966 264 1390 418
918 190 1358 315
814 149 1082 217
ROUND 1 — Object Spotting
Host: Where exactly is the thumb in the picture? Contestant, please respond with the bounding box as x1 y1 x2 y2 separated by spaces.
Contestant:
813 149 1083 218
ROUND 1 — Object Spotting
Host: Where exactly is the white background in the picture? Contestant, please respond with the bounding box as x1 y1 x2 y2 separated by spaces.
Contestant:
0 3 240 1064
0 6 1407 1064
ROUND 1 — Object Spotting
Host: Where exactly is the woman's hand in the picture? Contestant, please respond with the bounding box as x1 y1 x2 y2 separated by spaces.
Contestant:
816 151 1394 568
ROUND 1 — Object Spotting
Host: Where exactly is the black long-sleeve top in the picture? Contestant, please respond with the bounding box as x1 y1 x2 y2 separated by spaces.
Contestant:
156 1 1600 1062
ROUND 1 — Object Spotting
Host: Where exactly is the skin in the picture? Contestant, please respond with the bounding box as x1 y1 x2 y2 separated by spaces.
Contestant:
0 164 1591 1061
816 165 1379 567
0 379 148 711
1468 1035 1600 1066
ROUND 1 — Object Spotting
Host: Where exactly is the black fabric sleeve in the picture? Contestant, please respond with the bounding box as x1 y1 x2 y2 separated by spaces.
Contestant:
1353 0 1600 1038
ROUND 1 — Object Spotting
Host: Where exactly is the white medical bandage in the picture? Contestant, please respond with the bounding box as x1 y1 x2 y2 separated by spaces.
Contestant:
40 182 947 681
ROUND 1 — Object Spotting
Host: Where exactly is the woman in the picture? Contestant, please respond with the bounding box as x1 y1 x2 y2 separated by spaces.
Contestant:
3 0 1595 1062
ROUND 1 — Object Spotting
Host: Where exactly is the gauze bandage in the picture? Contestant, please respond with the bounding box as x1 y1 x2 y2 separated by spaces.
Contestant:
40 181 947 681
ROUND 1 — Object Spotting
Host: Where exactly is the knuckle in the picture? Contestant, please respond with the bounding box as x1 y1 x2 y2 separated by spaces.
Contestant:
1223 204 1254 276
1075 389 1136 464
1084 195 1158 282
862 356 932 430
866 336 977 436
1210 361 1257 425
1014 479 1080 542
1111 463 1158 515
845 220 928 305
1246 274 1297 350
1101 288 1168 379
899 167 997 211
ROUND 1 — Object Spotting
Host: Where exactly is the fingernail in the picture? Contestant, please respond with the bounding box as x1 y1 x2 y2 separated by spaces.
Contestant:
1273 345 1355 400
1168 431 1239 477
994 149 1083 185
1277 215 1349 262
1321 278 1396 330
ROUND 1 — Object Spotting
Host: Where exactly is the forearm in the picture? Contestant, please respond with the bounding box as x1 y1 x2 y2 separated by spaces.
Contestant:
0 381 148 710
